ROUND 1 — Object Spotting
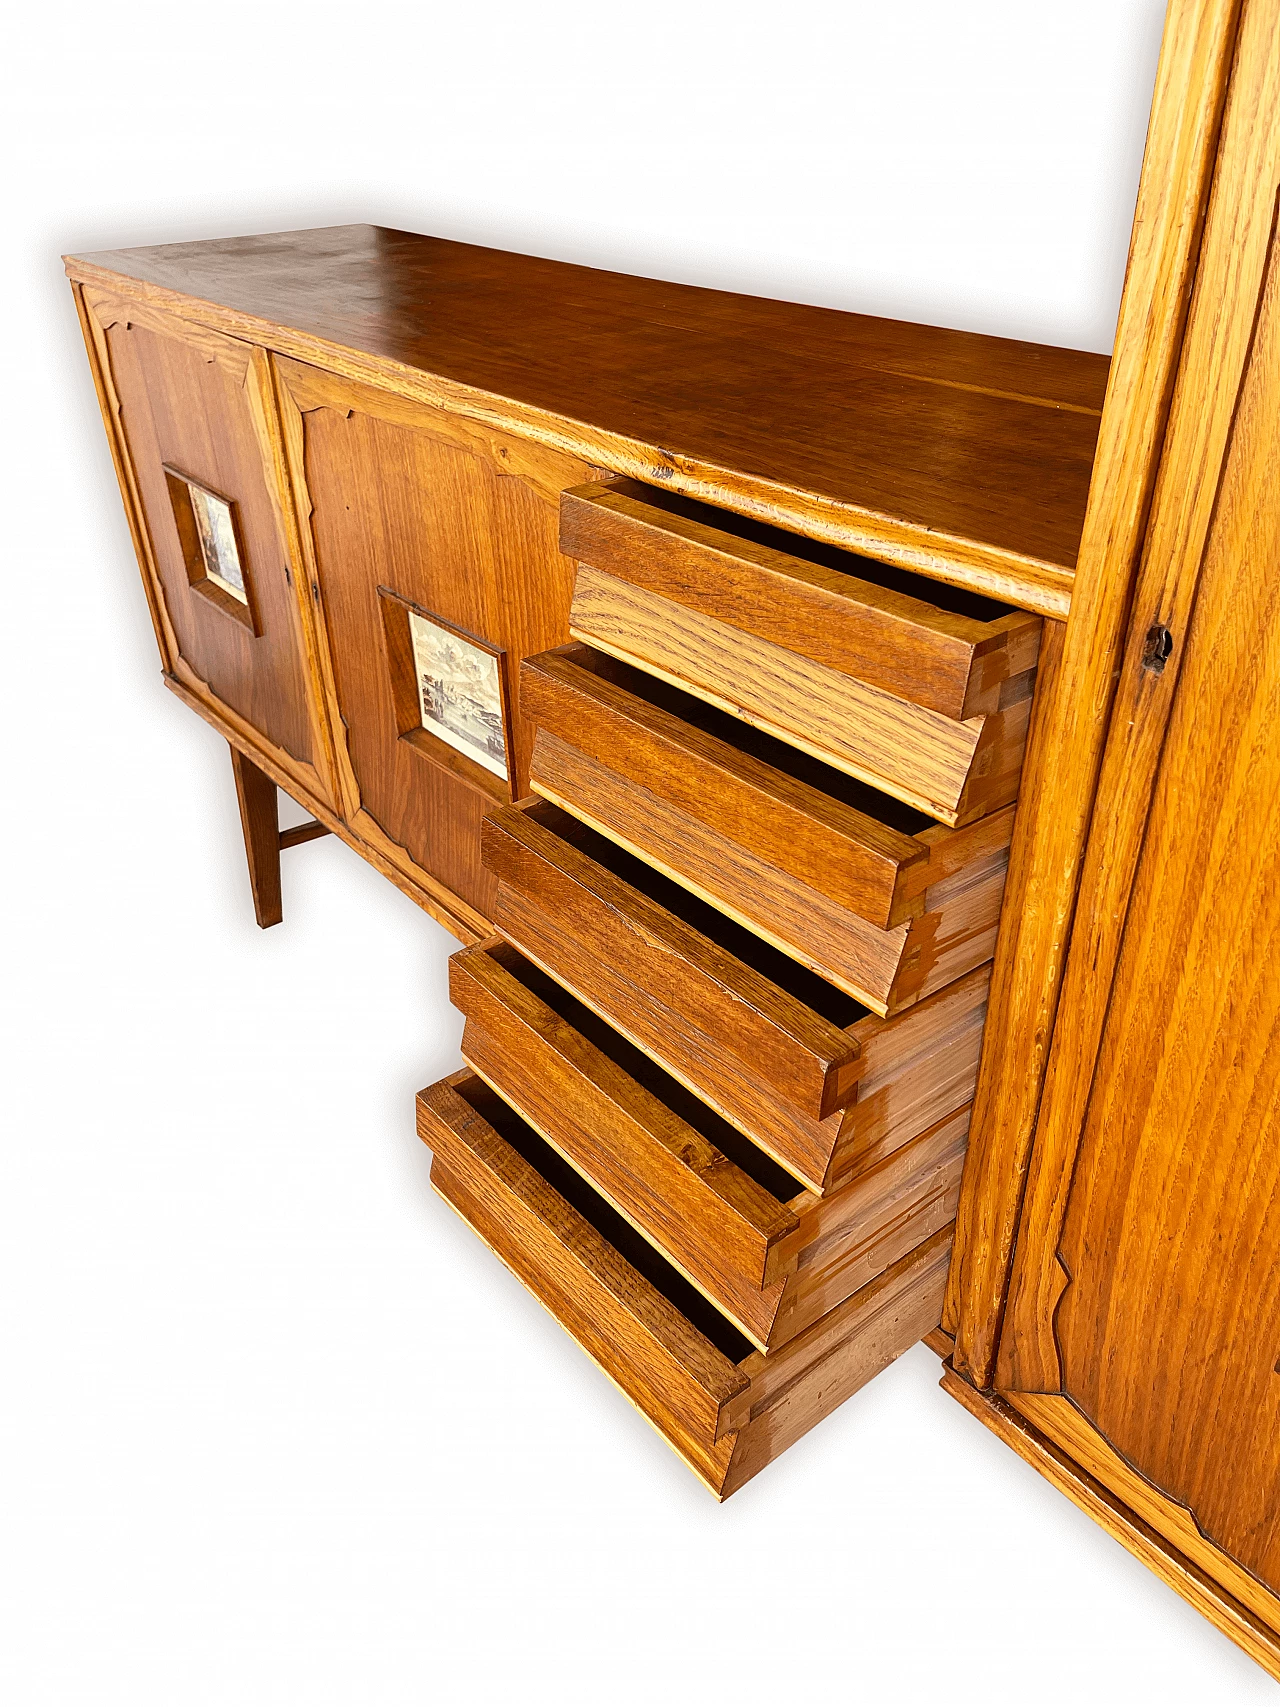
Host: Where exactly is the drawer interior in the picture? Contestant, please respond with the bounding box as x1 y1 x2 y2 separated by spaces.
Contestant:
518 803 870 1032
609 481 1017 625
482 940 805 1204
550 645 936 840
446 1073 754 1365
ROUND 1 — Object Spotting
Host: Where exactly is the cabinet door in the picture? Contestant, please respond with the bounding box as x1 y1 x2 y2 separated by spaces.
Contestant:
81 290 336 808
274 358 595 934
994 0 1280 1655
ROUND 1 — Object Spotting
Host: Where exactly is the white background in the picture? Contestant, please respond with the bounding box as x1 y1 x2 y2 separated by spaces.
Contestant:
3 2 1271 1701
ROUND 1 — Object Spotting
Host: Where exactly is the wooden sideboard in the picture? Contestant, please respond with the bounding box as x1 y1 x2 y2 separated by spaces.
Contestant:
66 0 1280 1678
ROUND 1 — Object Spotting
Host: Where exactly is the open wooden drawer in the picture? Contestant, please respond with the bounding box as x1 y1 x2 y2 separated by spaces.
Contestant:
561 479 1041 826
420 1069 955 1498
450 937 966 1350
522 643 1012 1011
481 800 990 1195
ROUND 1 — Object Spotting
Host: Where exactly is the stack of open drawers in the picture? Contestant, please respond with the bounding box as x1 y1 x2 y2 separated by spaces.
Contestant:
419 478 1041 1496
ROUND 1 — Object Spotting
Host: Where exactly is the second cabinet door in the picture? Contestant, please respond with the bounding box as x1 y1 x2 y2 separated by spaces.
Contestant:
275 360 595 932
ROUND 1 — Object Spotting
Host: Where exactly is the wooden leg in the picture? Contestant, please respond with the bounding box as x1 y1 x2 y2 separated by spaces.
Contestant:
229 743 283 928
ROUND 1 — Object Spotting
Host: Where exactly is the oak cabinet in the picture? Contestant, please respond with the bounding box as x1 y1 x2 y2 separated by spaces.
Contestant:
64 0 1280 1674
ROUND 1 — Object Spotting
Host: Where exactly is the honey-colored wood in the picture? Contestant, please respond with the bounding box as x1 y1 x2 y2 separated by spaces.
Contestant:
421 1069 951 1498
987 25 1280 1630
483 797 989 1194
560 479 1043 720
761 1108 966 1352
715 1228 953 1501
450 940 798 1317
78 289 339 813
65 229 1111 617
450 936 965 1350
524 644 1011 1009
999 0 1280 1400
229 744 283 928
524 643 929 925
569 565 1033 827
946 0 1244 1382
943 1374 1280 1682
484 797 862 1128
420 1071 749 1489
277 819 330 851
272 357 595 922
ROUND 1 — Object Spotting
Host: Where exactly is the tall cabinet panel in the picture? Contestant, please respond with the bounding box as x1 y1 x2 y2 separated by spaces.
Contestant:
985 0 1280 1670
79 290 336 808
275 360 595 930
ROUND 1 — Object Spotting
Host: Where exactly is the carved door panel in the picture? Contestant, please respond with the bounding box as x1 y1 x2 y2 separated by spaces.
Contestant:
274 359 595 933
994 0 1280 1639
81 290 337 807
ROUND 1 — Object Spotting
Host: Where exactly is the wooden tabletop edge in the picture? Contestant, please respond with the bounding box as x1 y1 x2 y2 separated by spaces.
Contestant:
67 256 1076 618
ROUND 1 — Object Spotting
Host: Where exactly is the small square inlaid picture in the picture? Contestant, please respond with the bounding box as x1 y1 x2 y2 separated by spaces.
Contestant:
187 481 246 603
407 610 508 779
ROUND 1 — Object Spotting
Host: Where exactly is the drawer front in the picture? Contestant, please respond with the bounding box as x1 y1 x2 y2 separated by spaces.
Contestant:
560 480 1042 721
482 800 862 1117
272 358 596 925
562 483 1041 828
524 643 1013 1012
450 937 972 1352
420 1070 954 1497
482 799 858 1190
482 800 992 1194
419 1071 749 1491
449 938 801 1348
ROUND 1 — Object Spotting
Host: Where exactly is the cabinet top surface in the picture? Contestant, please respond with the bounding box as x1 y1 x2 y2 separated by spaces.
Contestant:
67 224 1110 612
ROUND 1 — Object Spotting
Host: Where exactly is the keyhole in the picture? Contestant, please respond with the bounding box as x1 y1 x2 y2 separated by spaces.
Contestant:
1142 623 1174 673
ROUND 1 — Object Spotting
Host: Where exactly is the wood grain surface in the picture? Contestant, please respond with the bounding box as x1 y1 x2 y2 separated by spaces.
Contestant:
560 479 1042 718
79 290 335 808
65 226 1110 614
229 744 283 928
995 50 1280 1608
528 722 1008 1013
483 797 990 1193
999 0 1280 1398
570 565 1029 825
522 642 931 927
272 356 594 919
421 1068 951 1497
945 0 1245 1382
449 936 968 1350
482 798 864 1131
